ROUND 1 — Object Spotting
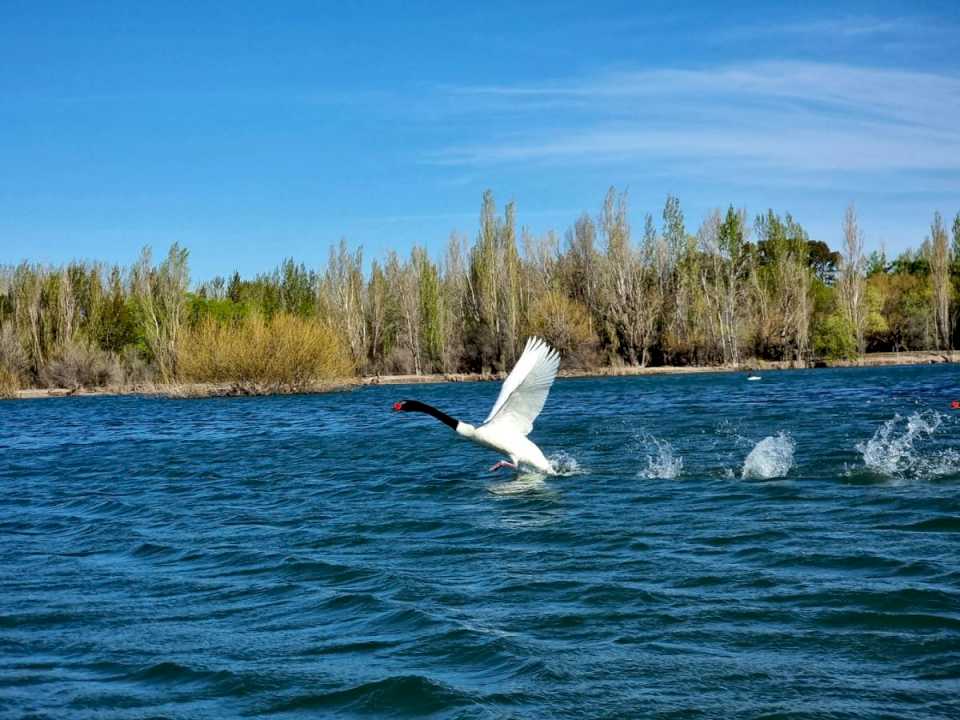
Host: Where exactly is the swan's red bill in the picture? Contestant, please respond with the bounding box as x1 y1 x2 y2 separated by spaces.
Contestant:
951 400 960 410
393 401 403 411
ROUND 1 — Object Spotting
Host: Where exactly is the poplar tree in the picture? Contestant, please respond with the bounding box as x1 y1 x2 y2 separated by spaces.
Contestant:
320 240 367 371
706 205 749 364
927 211 951 349
131 244 189 382
466 190 500 371
366 260 390 372
497 201 522 368
838 203 867 355
413 246 443 373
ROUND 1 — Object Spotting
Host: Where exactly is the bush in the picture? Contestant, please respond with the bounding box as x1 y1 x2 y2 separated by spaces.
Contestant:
384 346 416 375
0 367 18 399
40 339 123 388
813 312 857 361
178 313 355 389
0 324 28 378
118 346 155 385
525 290 598 367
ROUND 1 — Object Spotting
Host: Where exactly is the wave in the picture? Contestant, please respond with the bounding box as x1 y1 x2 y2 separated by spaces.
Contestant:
741 432 795 480
114 660 272 696
893 516 960 533
856 411 958 480
264 675 472 715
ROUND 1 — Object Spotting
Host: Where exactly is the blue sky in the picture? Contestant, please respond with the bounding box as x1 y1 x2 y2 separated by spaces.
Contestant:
2 1 959 281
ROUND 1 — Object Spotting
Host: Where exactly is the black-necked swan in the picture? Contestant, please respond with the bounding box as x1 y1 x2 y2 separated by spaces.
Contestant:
393 337 560 474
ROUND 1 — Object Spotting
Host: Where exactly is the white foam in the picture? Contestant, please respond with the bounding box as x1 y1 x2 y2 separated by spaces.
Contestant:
488 476 549 495
920 449 960 478
857 411 957 480
547 451 585 477
639 437 683 479
741 432 795 480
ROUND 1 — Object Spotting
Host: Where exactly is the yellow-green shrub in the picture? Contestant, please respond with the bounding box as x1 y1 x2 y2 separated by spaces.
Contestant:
525 290 598 366
178 313 355 389
0 367 18 399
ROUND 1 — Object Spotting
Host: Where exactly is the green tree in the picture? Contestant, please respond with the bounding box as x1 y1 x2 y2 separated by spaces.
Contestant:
413 246 443 373
465 190 501 371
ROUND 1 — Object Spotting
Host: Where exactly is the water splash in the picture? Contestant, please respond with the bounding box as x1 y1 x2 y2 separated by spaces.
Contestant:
638 437 683 480
741 432 795 480
856 411 958 480
921 449 960 479
547 451 585 476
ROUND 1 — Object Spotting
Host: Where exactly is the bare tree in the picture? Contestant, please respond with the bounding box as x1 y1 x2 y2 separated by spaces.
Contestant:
954 212 960 346
13 264 45 372
131 244 189 382
598 187 657 365
321 239 367 371
699 206 750 364
390 252 421 375
366 260 390 372
497 201 522 367
838 203 867 355
927 211 951 349
565 212 599 335
753 211 811 362
440 232 468 372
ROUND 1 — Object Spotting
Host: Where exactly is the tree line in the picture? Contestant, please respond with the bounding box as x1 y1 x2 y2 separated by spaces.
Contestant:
1 189 958 394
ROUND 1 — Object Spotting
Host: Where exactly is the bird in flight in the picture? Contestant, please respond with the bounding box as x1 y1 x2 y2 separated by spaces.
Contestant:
393 337 560 474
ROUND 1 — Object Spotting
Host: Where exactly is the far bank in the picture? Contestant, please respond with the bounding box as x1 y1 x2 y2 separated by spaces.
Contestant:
10 350 957 400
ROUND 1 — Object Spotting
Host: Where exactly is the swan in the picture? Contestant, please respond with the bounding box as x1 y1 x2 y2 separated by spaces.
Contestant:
393 337 560 474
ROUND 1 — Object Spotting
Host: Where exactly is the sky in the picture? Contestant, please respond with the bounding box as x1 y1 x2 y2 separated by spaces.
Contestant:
2 0 959 281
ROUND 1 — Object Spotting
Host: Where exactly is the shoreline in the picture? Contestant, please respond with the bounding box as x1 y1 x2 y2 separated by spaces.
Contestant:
8 351 957 400
362 350 958 386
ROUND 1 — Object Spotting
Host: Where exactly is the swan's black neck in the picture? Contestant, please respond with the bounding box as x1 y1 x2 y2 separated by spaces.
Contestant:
400 400 458 430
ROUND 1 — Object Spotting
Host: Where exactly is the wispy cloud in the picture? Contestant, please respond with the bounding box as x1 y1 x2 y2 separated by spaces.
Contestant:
433 61 960 184
725 15 947 40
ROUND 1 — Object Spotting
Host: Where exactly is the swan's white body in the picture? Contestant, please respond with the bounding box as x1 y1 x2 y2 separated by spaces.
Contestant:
395 337 560 473
456 337 560 473
457 421 555 474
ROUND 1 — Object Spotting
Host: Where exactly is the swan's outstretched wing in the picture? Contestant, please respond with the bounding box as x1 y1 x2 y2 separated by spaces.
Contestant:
482 337 560 436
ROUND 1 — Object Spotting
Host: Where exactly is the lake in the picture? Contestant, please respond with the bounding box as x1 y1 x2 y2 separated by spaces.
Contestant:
1 364 959 718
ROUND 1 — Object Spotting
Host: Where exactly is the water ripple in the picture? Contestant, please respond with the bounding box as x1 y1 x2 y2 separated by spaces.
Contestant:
1 365 958 718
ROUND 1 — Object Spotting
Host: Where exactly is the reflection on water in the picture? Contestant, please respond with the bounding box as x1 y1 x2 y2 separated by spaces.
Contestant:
488 474 551 496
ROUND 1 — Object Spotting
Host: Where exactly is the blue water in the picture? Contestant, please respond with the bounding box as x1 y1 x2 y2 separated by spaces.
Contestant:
2 365 959 719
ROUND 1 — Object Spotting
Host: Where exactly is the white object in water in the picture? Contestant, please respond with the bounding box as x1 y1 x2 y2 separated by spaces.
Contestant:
747 375 762 381
742 432 795 479
393 337 560 474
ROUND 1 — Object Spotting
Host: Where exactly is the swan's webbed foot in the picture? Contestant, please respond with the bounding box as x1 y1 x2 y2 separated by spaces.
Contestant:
489 460 518 472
